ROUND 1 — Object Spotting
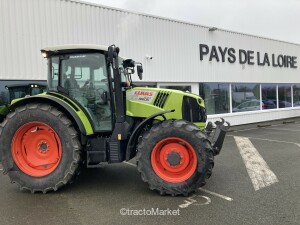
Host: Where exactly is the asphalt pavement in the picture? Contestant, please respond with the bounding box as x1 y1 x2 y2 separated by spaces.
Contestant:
0 120 300 225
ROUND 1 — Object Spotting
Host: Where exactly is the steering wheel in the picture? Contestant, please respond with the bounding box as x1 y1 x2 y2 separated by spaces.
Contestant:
96 87 106 94
82 79 91 88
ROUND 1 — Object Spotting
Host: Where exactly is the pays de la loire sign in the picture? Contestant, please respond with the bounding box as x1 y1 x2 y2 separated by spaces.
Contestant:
199 44 298 69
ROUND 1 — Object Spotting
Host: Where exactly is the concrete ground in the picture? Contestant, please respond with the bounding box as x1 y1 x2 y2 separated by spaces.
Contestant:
0 119 300 225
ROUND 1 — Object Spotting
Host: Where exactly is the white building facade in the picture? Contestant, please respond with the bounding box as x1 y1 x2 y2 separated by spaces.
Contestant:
0 0 299 125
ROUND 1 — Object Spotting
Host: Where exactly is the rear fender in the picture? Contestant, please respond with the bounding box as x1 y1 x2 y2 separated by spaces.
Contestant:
8 95 94 144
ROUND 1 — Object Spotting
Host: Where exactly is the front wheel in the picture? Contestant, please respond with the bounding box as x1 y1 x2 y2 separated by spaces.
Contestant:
137 120 214 196
0 103 82 193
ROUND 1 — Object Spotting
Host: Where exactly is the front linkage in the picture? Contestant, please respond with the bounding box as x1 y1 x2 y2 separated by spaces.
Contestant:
205 118 231 156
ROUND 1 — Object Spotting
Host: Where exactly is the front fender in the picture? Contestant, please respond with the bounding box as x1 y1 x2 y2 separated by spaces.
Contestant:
125 109 174 160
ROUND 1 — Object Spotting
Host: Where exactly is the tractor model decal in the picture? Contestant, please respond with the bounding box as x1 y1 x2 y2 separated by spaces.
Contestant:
127 90 156 103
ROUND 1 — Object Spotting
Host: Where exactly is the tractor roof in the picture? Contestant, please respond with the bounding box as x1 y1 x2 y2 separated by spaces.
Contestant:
41 44 129 59
41 44 109 53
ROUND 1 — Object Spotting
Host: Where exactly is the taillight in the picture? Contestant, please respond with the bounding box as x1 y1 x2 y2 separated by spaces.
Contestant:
262 103 267 109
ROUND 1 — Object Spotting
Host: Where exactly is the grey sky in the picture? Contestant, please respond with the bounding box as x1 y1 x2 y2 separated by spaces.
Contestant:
80 0 300 44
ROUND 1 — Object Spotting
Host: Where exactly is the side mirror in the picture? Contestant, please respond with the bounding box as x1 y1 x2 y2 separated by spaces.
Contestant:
123 59 135 68
137 65 143 80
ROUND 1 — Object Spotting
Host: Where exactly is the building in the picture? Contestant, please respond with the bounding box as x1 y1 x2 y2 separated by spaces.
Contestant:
0 0 299 125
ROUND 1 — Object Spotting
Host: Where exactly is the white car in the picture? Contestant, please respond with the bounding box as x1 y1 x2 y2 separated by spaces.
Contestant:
233 100 260 112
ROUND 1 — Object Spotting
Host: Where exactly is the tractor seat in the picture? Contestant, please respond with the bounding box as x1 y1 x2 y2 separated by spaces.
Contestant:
64 77 79 89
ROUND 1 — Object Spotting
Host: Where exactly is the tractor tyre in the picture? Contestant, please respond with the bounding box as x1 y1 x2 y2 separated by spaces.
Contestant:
0 103 82 193
137 120 214 196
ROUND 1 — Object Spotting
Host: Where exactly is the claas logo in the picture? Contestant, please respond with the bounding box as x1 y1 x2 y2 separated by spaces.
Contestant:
134 91 153 96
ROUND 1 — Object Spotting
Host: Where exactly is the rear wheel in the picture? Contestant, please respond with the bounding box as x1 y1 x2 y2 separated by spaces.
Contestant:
0 103 82 193
137 120 214 196
11 122 63 177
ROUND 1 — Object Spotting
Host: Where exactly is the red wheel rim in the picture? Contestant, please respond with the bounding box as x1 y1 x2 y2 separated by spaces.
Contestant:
11 122 62 177
151 137 197 183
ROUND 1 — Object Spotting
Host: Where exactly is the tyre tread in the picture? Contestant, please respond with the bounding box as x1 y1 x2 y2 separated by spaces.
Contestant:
137 120 214 196
0 103 82 193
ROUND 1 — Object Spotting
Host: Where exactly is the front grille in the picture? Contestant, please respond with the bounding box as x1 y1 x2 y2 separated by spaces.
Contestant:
153 91 171 108
182 96 207 122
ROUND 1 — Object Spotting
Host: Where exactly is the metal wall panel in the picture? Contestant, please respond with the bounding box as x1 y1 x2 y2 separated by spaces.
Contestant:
1 0 300 125
1 0 299 82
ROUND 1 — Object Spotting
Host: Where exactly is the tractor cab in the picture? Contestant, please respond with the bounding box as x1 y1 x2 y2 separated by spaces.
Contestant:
0 83 46 122
6 83 47 103
41 45 140 133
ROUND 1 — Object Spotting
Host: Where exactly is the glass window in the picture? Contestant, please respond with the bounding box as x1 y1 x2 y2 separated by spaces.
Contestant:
232 83 260 113
9 87 28 99
278 84 292 108
199 83 230 115
57 53 112 131
94 67 106 81
293 84 300 107
160 85 191 92
261 84 277 110
0 88 8 106
49 56 59 91
31 86 47 95
134 83 157 88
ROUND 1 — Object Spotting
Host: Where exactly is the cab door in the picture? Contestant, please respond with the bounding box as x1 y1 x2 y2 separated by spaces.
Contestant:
59 53 113 132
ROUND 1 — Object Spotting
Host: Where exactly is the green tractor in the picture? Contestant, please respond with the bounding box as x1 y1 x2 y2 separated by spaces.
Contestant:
0 83 46 122
0 45 229 195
